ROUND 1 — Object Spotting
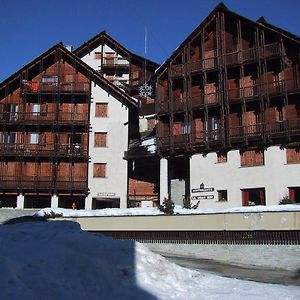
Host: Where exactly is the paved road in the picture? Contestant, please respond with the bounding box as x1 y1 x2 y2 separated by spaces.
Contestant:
162 254 300 286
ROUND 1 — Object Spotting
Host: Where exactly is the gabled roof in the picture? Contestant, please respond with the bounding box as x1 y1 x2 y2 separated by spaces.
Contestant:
156 2 300 76
0 43 137 107
74 31 159 69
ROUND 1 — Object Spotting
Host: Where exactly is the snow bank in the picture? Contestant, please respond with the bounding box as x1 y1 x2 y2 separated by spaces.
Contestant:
35 204 300 218
0 221 300 300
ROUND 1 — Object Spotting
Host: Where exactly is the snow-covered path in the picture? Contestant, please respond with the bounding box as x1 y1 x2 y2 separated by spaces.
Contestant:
1 220 300 300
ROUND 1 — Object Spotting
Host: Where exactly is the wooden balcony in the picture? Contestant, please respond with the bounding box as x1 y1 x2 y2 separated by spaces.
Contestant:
225 43 280 66
171 43 281 76
0 112 89 125
170 64 183 77
157 119 300 153
0 176 87 191
22 81 90 94
102 57 130 69
228 77 300 102
0 143 88 157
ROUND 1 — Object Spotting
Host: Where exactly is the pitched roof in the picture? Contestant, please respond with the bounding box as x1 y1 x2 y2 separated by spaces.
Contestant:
74 31 159 69
0 43 137 107
155 2 300 76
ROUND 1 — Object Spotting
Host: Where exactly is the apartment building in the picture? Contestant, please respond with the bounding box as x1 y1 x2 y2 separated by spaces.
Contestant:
156 3 300 208
73 31 160 208
0 43 138 209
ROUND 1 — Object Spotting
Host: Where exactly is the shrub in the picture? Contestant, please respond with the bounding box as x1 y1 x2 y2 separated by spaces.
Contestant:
182 196 191 209
279 195 294 205
159 197 175 215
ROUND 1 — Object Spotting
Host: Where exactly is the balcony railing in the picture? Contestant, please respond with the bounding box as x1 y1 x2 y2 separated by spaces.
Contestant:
0 112 89 124
22 81 90 94
0 176 87 190
0 143 88 157
102 57 130 68
170 64 183 77
168 43 282 77
157 119 300 152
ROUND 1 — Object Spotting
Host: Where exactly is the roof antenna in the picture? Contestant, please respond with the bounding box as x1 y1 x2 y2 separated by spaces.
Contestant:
138 25 153 98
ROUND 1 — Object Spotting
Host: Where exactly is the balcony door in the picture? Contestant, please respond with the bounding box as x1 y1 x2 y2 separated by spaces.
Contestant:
206 116 221 141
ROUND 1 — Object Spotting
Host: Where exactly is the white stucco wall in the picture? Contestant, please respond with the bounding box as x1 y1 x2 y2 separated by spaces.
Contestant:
189 146 300 209
80 45 103 71
87 84 129 208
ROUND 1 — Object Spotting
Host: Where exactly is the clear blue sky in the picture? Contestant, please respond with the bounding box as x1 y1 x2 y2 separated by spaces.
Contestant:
1 0 299 82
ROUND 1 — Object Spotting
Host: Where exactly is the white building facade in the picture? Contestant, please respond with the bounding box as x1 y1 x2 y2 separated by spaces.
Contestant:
85 83 132 209
159 146 300 209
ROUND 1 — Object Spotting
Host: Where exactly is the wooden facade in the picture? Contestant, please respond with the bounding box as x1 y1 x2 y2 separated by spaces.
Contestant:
0 45 92 207
156 4 300 157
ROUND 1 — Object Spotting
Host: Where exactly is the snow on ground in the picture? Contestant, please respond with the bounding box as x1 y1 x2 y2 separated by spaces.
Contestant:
0 221 300 300
35 204 300 218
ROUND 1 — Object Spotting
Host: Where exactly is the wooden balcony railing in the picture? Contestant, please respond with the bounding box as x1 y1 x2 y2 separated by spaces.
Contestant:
0 176 87 190
264 43 280 58
22 81 90 94
102 57 130 68
172 43 281 76
157 119 300 151
0 112 89 124
170 64 183 77
0 143 88 157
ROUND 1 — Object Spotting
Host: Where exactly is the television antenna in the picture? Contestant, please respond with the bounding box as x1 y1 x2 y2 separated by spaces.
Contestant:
138 26 153 98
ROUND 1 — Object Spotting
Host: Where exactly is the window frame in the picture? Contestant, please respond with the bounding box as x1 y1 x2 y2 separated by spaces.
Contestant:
95 103 108 117
93 163 107 178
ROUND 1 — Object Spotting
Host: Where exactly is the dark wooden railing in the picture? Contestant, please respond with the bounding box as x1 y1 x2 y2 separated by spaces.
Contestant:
157 119 300 151
0 112 89 124
22 81 90 94
0 176 87 190
170 43 281 76
0 143 88 157
102 57 130 68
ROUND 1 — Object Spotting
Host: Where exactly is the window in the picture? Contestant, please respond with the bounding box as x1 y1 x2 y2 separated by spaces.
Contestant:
32 104 41 115
93 163 106 177
2 132 16 144
240 150 264 167
95 103 108 117
4 104 18 120
95 52 102 59
41 75 58 85
286 148 300 164
218 190 228 202
94 132 107 147
288 187 300 203
30 133 39 144
217 152 227 163
242 188 265 206
206 116 221 140
182 121 191 134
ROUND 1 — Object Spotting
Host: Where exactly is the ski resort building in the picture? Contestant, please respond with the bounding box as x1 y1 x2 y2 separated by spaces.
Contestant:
156 3 300 208
1 3 299 210
0 43 139 209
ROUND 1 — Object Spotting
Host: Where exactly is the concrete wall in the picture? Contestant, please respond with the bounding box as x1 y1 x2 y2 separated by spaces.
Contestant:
59 211 300 231
189 146 300 209
87 84 129 209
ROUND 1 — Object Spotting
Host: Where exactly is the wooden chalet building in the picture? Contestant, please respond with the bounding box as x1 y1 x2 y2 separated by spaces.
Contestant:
0 43 138 209
156 3 300 208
